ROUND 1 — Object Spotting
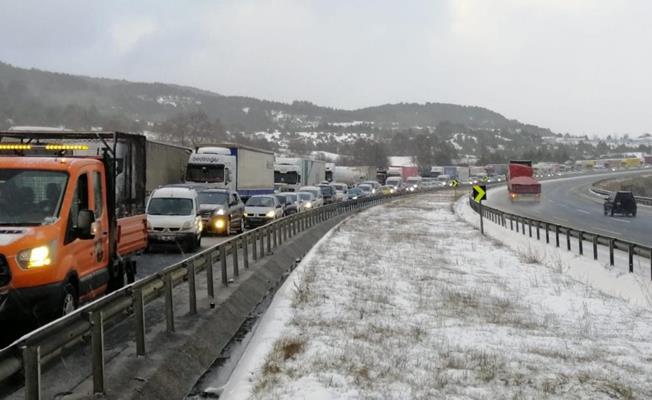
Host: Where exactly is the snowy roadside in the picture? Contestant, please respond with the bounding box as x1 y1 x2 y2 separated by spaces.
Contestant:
456 196 652 308
220 192 652 399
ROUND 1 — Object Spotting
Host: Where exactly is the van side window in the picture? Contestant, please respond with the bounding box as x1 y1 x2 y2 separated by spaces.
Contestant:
93 171 103 217
65 173 89 244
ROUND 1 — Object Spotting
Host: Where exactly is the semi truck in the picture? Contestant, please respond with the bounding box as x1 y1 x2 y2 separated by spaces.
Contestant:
507 160 541 201
387 166 418 180
0 130 152 324
332 166 376 186
274 157 326 192
186 144 275 199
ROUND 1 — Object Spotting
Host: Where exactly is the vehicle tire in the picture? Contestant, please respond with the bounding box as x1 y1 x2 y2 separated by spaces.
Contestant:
632 211 637 217
610 209 614 216
224 218 231 236
603 208 607 216
60 282 78 317
194 233 202 250
237 217 244 233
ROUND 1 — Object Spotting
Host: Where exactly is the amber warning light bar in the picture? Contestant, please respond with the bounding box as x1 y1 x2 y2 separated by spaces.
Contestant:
0 143 89 151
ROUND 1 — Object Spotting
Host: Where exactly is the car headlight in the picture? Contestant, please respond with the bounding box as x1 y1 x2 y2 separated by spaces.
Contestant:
243 212 249 217
214 208 225 216
17 244 53 269
353 196 358 200
305 202 312 208
215 219 226 229
266 210 276 218
181 220 193 230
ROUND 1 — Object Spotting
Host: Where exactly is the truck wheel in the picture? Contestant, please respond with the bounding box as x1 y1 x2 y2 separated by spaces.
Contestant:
60 282 78 317
107 262 125 292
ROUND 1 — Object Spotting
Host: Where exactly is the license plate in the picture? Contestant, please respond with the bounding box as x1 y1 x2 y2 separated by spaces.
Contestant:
162 235 174 241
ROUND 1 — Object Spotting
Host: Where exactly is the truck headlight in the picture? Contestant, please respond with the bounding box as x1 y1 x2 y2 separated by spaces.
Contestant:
17 244 53 269
305 202 312 209
266 210 276 218
214 208 225 216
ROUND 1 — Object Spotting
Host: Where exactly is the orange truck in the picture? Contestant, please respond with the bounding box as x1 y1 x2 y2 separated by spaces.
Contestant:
0 131 149 325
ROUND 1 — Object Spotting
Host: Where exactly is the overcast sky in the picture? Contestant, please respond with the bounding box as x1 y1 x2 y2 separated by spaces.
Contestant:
1 0 650 136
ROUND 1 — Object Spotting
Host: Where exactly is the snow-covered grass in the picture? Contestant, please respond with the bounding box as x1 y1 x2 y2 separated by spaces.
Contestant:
222 193 652 399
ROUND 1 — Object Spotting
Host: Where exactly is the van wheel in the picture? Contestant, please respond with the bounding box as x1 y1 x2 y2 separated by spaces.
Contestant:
60 282 78 317
194 233 202 250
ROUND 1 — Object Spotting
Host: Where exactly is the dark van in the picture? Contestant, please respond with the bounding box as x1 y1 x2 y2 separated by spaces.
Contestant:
604 191 637 217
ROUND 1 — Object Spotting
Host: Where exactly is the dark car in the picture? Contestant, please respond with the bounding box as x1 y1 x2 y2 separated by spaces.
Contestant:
275 193 298 215
604 191 637 217
198 189 245 235
318 184 335 204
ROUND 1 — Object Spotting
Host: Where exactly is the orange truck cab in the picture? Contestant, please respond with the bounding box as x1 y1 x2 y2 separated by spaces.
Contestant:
0 131 148 325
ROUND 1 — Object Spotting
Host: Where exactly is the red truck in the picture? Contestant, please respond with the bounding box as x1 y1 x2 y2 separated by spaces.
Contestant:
507 160 541 201
0 131 148 324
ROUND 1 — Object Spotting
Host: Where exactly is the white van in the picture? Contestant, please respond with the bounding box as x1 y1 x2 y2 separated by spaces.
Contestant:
146 187 203 252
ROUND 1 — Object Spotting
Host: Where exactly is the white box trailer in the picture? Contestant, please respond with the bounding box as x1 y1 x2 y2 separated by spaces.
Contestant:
332 166 376 186
274 157 326 191
186 144 274 198
145 140 192 193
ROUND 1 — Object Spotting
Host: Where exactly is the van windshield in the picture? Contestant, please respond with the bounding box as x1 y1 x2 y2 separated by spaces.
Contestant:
147 198 194 216
186 164 225 183
0 169 68 226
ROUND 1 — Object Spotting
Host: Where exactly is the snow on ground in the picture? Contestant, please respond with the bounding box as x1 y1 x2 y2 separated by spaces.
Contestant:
221 192 652 399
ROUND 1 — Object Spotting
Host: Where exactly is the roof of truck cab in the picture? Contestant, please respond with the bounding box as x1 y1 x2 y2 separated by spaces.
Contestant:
0 156 101 172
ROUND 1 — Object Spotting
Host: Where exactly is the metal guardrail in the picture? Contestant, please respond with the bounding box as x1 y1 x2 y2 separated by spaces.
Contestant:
0 188 435 399
469 198 652 280
590 183 652 206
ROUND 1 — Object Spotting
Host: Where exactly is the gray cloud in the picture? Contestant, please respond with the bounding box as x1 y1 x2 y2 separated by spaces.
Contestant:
1 0 650 136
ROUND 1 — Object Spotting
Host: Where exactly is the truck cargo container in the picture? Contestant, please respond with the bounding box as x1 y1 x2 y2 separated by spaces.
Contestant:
274 157 326 192
186 144 274 199
388 165 418 180
507 160 541 201
0 130 151 324
333 166 376 186
145 140 192 193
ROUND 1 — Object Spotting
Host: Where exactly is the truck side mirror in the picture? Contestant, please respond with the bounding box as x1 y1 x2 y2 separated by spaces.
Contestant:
77 209 95 240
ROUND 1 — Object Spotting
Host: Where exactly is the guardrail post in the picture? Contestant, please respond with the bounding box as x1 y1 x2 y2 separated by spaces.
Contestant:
267 227 272 254
545 223 549 244
260 228 266 258
515 218 519 233
23 345 40 400
521 219 525 235
566 229 571 251
165 273 175 332
528 220 532 237
220 245 228 286
649 249 652 281
91 311 105 395
629 245 634 273
510 218 513 231
536 222 540 240
206 253 215 307
578 232 583 255
243 235 249 270
593 236 598 260
252 231 258 261
555 225 560 247
134 287 146 356
232 239 239 279
609 239 614 266
188 261 197 314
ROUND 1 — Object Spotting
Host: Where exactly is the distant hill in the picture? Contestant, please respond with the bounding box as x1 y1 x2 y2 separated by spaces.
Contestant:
0 61 551 134
0 60 584 168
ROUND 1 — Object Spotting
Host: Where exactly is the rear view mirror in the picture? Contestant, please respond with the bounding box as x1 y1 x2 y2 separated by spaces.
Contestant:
77 209 95 240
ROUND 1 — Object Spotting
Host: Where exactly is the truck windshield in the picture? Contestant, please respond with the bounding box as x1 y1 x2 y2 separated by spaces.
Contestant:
0 169 68 226
186 164 224 183
147 198 194 216
198 191 228 205
274 171 300 185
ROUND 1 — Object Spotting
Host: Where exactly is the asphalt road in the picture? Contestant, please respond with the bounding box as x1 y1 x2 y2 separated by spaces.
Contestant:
135 235 229 278
484 170 652 247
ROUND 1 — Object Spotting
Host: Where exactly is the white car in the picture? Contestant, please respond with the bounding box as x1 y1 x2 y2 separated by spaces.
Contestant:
331 182 348 201
297 191 317 211
146 187 203 252
361 180 382 194
244 195 283 228
298 186 324 208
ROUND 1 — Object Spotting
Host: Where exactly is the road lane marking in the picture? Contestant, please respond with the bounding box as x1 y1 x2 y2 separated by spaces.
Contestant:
610 219 631 224
593 228 623 236
576 209 591 214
